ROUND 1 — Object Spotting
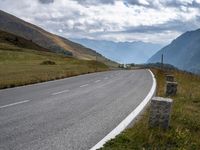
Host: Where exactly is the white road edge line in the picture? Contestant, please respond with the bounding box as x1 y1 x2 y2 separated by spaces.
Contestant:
52 90 70 95
95 80 101 83
80 84 89 88
90 69 156 150
0 100 30 109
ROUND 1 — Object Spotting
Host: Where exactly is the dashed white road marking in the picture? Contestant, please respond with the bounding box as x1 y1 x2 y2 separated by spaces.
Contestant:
52 90 70 95
80 84 89 88
0 100 30 109
95 80 101 83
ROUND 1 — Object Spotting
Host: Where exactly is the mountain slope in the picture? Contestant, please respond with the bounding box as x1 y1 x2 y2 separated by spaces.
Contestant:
72 39 163 64
148 29 200 74
0 31 109 89
0 10 116 66
0 30 51 52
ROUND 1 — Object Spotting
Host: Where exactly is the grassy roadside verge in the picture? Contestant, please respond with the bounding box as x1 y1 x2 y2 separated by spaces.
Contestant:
100 68 200 150
0 48 109 89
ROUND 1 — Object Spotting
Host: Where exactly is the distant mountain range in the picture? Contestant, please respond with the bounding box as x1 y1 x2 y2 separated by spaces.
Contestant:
3 10 200 73
148 29 200 74
72 39 163 64
0 10 117 67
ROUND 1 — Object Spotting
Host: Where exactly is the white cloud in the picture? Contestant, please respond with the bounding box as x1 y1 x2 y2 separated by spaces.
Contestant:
0 0 200 44
99 30 182 44
138 0 150 5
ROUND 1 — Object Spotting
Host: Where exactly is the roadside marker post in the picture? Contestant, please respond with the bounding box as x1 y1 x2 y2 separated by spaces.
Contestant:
149 97 173 129
165 81 178 96
166 75 175 82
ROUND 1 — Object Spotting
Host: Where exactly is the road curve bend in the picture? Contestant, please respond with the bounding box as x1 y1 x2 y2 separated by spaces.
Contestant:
0 69 156 150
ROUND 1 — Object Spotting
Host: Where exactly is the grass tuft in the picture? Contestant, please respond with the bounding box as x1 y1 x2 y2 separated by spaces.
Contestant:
40 60 56 65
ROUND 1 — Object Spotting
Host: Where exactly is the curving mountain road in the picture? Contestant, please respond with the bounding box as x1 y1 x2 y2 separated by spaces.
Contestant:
0 69 154 150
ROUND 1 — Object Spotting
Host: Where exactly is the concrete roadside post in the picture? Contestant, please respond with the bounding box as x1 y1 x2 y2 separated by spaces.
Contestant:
149 97 173 129
166 81 178 96
166 75 175 82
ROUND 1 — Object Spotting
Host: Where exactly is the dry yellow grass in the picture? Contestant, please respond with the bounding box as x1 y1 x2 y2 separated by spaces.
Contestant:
0 48 109 89
101 68 200 150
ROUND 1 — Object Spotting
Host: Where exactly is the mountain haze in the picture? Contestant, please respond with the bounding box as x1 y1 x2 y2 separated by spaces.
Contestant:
148 29 200 74
72 39 163 64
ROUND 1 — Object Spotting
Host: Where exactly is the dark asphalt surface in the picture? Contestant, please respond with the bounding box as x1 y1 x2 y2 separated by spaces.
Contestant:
0 69 153 150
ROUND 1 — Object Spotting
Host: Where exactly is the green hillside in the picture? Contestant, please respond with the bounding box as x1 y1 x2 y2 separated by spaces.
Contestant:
0 10 118 68
0 32 109 89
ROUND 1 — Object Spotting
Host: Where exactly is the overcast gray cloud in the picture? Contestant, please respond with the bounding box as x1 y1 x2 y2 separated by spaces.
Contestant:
39 0 54 4
72 0 115 5
0 0 200 44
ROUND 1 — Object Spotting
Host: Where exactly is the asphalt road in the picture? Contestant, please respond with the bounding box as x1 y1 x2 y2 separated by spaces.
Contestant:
0 69 153 150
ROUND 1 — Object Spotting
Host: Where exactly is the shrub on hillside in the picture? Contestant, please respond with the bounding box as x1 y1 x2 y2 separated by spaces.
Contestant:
40 60 56 65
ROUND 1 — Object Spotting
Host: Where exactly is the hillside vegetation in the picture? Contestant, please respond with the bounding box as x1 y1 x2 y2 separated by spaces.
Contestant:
0 10 117 68
0 30 51 52
100 69 200 150
0 39 109 89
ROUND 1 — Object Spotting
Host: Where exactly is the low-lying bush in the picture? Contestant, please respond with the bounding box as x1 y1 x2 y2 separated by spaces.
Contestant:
40 60 56 65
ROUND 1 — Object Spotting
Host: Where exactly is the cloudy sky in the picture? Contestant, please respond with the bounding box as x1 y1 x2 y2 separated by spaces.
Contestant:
0 0 200 44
